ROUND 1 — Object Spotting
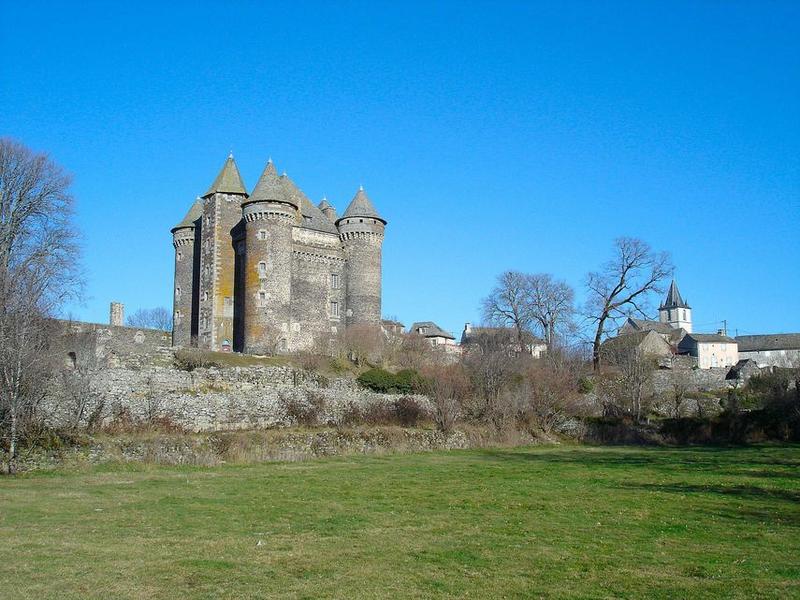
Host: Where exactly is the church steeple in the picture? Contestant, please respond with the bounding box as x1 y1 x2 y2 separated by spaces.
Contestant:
659 279 692 333
204 154 248 197
661 279 690 309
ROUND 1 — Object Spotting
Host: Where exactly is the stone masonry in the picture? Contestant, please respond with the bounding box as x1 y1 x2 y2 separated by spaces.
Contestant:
171 155 386 354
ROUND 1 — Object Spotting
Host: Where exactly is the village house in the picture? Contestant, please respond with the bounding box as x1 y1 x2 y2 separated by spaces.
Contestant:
678 333 739 369
735 333 800 368
461 323 547 358
409 321 459 352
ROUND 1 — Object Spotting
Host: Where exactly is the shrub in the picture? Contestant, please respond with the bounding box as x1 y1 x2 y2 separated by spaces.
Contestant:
357 368 423 394
577 376 594 394
279 390 326 426
393 396 425 427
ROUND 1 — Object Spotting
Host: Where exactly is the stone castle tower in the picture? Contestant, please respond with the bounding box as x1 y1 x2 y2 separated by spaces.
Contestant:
171 155 386 353
659 279 692 333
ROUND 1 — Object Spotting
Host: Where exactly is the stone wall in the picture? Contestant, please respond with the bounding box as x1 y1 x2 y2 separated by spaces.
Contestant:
47 362 431 433
55 320 171 368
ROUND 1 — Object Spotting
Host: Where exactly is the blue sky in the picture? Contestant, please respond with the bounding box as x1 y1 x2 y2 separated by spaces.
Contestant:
2 1 798 339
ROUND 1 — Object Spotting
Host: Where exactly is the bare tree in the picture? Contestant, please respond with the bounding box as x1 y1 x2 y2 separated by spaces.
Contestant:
337 323 383 367
585 237 672 370
525 273 575 347
482 271 534 349
419 363 470 433
599 337 656 422
0 138 82 473
126 307 172 331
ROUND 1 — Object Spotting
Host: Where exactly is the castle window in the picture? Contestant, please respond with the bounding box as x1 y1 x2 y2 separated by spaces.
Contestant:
175 310 182 325
258 291 266 307
258 230 267 240
258 262 267 278
177 252 183 262
330 301 339 318
330 273 339 289
203 291 208 301
176 287 181 300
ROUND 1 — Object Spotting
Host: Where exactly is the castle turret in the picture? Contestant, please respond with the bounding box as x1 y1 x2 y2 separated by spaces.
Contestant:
318 197 338 223
197 154 248 351
171 197 203 346
659 279 692 333
336 187 386 326
241 160 298 354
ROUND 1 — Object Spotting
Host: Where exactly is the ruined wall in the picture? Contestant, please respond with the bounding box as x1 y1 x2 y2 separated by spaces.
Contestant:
46 363 431 433
56 320 171 368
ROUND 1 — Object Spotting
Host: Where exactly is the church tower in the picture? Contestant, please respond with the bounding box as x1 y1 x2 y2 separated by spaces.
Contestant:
337 187 386 326
659 279 692 333
197 154 248 351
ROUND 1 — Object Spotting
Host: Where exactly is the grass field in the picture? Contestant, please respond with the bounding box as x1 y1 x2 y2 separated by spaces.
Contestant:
1 444 798 599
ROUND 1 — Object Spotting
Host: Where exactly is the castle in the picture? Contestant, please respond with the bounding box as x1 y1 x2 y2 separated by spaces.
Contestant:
170 155 386 354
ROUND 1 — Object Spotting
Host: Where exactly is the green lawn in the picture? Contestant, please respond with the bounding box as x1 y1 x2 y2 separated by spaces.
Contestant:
1 445 798 599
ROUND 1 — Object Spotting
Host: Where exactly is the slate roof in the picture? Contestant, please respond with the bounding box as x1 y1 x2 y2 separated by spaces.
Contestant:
204 154 247 196
626 318 676 335
736 333 800 352
318 198 338 220
339 187 385 223
280 175 338 234
409 321 455 340
247 160 292 206
661 279 690 309
171 197 203 232
681 333 737 344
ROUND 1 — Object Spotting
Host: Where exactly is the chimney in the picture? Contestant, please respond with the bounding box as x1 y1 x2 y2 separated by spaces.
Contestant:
464 322 472 334
110 302 124 327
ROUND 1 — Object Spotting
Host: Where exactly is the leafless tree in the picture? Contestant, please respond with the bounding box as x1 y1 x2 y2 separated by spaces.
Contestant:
419 363 471 433
461 329 526 429
0 138 82 473
482 271 534 349
599 337 656 422
585 237 672 370
338 323 383 367
127 307 172 331
525 273 575 347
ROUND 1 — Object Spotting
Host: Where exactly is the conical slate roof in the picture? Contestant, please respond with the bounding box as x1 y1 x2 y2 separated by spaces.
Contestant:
247 160 296 207
281 175 338 234
661 280 690 309
204 154 247 196
171 197 203 232
339 187 385 223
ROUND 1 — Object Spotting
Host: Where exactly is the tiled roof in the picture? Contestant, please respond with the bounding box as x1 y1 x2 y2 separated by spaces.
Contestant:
626 318 676 334
339 187 384 223
280 175 338 234
661 279 690 309
683 333 737 344
248 160 292 206
736 333 800 352
204 154 247 196
171 197 203 231
409 321 455 340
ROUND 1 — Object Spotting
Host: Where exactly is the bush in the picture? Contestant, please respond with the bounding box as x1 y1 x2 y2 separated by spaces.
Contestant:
357 368 423 394
393 396 425 427
280 391 325 426
174 348 221 371
577 376 594 394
